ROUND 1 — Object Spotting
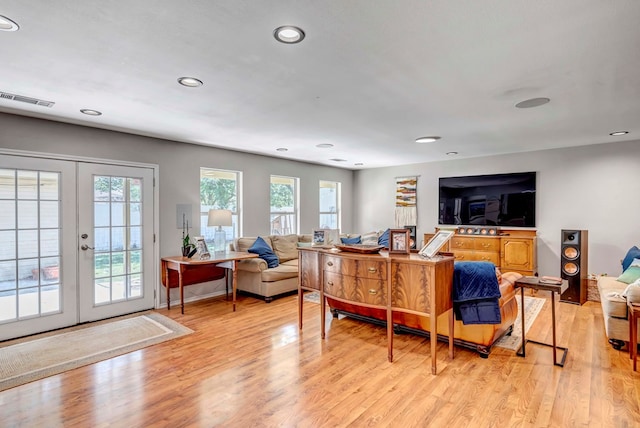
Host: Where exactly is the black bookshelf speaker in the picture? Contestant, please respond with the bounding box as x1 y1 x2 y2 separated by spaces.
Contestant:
560 229 588 305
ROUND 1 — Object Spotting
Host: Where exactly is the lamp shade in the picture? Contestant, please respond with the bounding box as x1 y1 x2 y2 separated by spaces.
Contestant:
207 209 232 227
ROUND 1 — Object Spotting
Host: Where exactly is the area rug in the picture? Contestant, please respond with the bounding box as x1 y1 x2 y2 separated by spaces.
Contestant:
303 291 321 304
494 295 546 350
0 312 192 392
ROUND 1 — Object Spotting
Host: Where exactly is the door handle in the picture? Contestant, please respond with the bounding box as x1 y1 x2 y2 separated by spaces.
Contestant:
81 244 94 251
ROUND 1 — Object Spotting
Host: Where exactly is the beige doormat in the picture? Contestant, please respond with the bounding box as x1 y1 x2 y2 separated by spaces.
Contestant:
0 312 192 392
494 295 546 350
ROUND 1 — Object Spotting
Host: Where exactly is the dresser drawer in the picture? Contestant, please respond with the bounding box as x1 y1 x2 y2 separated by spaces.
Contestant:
324 272 386 306
323 255 355 275
453 250 500 265
473 238 500 252
450 237 474 250
357 259 387 280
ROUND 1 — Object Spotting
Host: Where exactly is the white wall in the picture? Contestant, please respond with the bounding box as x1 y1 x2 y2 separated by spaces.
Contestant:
0 113 354 303
353 140 640 277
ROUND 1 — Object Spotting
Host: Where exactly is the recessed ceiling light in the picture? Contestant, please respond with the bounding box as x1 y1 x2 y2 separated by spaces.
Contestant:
354 163 364 166
515 97 550 108
415 136 441 143
330 158 347 162
316 143 334 148
273 26 305 44
276 147 288 152
80 109 102 116
0 15 19 32
446 151 458 156
609 131 629 136
177 77 203 87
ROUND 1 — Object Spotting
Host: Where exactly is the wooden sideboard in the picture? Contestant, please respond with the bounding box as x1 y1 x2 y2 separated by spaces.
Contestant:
424 228 537 276
298 248 455 375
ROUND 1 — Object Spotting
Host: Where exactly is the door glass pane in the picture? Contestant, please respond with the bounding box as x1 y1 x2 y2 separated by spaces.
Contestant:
41 284 60 313
40 172 59 200
18 258 39 288
0 231 16 259
17 200 38 229
18 229 38 259
0 169 15 198
18 287 39 318
92 174 145 305
17 170 38 199
40 229 59 258
0 290 17 321
40 201 59 228
0 200 15 229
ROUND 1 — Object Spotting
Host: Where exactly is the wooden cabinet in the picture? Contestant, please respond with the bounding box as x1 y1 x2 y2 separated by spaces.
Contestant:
298 248 455 374
423 228 537 276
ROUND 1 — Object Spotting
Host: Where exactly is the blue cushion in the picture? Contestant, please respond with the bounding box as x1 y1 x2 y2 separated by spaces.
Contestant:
622 246 640 272
248 236 279 268
378 229 390 248
341 236 362 245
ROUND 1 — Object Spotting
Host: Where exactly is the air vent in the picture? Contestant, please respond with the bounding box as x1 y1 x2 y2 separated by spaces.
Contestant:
0 91 55 108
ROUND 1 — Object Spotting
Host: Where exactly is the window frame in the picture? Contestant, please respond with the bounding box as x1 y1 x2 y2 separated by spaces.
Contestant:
319 180 341 231
199 168 242 246
269 175 299 235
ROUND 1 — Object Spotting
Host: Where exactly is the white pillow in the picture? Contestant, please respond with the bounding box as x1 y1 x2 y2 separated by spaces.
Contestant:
622 276 640 298
631 257 640 268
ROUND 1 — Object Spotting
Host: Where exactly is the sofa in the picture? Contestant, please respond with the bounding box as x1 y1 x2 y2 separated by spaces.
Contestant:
231 234 312 302
598 276 640 350
327 269 522 357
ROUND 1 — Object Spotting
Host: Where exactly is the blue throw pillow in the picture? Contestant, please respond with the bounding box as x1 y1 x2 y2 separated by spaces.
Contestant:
378 229 390 248
341 236 362 245
622 246 640 272
248 236 279 268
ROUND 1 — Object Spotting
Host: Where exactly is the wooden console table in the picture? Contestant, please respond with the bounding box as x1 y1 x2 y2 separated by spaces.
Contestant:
298 248 455 375
161 252 258 314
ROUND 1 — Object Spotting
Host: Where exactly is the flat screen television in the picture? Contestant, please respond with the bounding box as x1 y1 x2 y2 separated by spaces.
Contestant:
439 172 536 227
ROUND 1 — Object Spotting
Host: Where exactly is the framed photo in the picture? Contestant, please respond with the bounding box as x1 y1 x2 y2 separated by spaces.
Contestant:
389 229 410 254
313 229 339 247
404 225 417 249
312 229 326 246
419 230 454 258
194 236 210 259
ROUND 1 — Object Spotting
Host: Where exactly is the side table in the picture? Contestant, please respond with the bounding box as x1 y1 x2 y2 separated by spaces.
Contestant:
629 300 640 371
514 276 569 367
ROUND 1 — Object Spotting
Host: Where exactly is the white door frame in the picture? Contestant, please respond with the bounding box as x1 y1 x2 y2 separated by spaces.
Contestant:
0 148 161 310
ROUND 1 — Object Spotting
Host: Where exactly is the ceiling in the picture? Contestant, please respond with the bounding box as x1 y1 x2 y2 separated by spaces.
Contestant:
1 1 638 169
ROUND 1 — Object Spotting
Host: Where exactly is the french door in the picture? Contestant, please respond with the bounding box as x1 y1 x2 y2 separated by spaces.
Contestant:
0 154 156 340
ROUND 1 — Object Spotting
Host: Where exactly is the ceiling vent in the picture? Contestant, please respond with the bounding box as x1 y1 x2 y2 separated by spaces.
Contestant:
0 91 55 108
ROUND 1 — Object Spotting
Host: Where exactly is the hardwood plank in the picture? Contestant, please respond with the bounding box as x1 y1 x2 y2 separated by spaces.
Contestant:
2 293 640 427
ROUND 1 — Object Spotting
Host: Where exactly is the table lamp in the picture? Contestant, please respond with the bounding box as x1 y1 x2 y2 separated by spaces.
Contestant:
207 209 232 252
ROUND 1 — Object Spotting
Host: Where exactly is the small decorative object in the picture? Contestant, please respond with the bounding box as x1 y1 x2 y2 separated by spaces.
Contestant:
389 229 410 254
181 214 196 258
207 209 233 252
194 236 210 259
419 230 454 258
312 229 326 246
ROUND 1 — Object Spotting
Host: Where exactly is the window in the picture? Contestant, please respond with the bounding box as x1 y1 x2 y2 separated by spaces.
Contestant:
319 180 340 230
200 168 241 246
270 175 298 235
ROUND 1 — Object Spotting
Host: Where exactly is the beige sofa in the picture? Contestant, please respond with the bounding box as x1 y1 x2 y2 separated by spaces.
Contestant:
598 275 640 349
231 234 312 302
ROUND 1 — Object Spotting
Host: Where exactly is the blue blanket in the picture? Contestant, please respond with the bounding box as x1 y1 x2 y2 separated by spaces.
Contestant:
453 261 501 325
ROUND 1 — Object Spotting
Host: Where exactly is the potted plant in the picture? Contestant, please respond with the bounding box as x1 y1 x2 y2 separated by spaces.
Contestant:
181 215 196 257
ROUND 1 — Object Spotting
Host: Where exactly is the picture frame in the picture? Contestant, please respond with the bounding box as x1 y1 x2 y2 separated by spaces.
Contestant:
194 236 210 259
404 225 417 249
312 229 339 247
389 229 410 254
419 230 455 258
312 229 326 246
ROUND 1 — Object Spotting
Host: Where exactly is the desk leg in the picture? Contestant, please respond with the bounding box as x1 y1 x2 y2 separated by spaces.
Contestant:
320 291 325 339
449 309 454 359
225 269 229 300
232 260 237 312
552 290 557 366
165 263 171 310
630 308 637 371
430 305 437 375
179 266 185 315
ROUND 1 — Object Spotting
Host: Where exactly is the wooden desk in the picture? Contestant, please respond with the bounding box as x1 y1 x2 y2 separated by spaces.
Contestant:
514 276 568 367
161 252 258 314
629 301 640 371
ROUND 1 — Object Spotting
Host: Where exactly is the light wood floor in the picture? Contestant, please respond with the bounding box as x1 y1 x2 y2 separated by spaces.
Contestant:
2 292 639 427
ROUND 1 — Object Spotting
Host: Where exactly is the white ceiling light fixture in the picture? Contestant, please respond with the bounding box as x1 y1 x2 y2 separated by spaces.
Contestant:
177 77 203 87
330 158 347 162
0 15 19 32
515 97 550 108
316 143 333 148
609 131 629 136
354 163 364 166
80 109 102 116
446 151 458 156
273 26 305 44
415 136 441 143
276 147 288 152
